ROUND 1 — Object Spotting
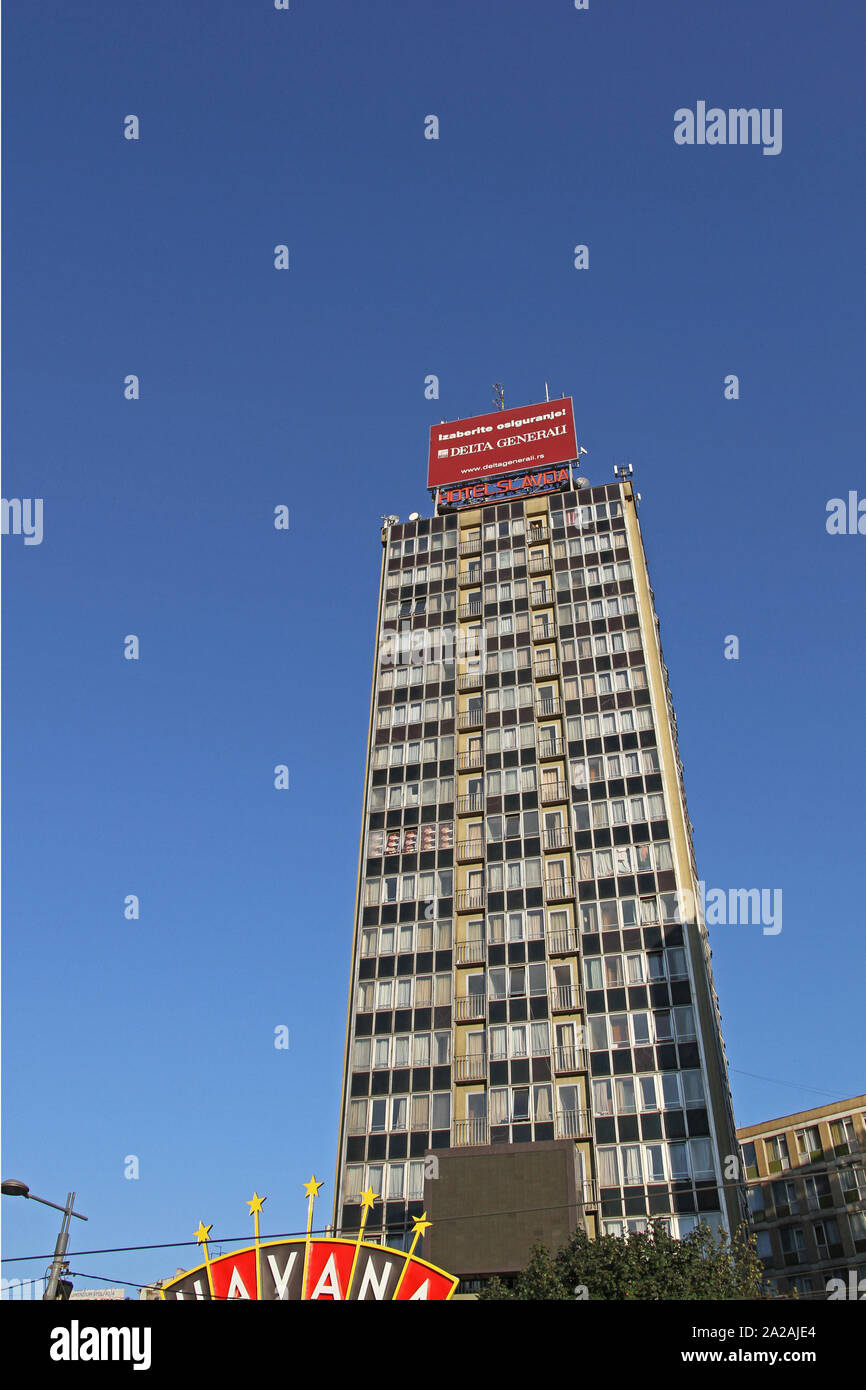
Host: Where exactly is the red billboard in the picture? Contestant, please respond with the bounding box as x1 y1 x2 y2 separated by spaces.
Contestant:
428 397 577 488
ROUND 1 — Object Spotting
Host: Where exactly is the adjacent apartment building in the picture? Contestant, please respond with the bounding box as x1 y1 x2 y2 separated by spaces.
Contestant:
332 399 743 1283
738 1095 866 1299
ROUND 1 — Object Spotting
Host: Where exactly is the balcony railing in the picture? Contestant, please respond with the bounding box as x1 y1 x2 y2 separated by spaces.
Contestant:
556 1107 591 1139
536 697 562 717
455 939 485 965
456 793 484 815
454 1053 487 1083
581 1180 599 1208
458 568 482 587
542 825 570 850
551 985 579 1013
540 780 568 805
554 1045 587 1074
529 587 552 607
457 750 484 771
544 876 576 902
457 838 485 862
454 1118 489 1146
455 994 486 1021
531 623 554 641
548 930 578 956
457 888 485 912
458 601 483 621
458 670 483 691
528 555 551 575
527 527 550 545
459 537 482 556
458 709 483 731
538 741 565 763
533 660 559 679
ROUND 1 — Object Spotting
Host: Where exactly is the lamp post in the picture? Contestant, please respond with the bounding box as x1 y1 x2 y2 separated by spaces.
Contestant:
1 1179 88 1299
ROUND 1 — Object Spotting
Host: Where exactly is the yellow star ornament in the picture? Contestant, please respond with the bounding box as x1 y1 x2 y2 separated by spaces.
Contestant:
411 1214 432 1239
304 1175 324 1200
360 1187 379 1211
194 1221 213 1246
246 1192 266 1216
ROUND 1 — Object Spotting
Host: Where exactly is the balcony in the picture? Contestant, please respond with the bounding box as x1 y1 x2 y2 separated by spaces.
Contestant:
538 740 565 763
455 994 486 1021
455 939 485 965
459 537 482 557
527 527 550 545
454 1118 489 1147
454 1053 487 1083
533 659 559 679
457 749 484 772
457 887 485 912
458 708 484 731
457 838 485 863
529 587 553 607
544 876 576 902
551 985 580 1013
556 1108 591 1140
458 567 482 587
528 555 551 575
540 780 568 805
554 1046 587 1074
458 669 483 692
536 697 562 718
548 930 578 957
542 825 570 850
581 1181 599 1209
458 601 483 621
531 623 554 641
456 793 484 815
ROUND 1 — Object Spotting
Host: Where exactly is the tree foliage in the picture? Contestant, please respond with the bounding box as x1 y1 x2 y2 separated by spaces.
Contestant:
477 1221 769 1301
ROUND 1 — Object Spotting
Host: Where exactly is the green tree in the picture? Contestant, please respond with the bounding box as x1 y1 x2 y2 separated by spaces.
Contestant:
478 1221 769 1301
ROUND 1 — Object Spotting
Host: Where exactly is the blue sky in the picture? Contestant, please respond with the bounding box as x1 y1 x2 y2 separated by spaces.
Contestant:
2 0 864 1295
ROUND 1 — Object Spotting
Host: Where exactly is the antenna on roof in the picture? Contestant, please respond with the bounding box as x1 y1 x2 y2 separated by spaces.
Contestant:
492 382 505 411
544 382 550 401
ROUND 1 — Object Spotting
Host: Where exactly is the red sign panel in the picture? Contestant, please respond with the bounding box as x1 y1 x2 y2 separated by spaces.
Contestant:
428 398 576 488
160 1238 458 1301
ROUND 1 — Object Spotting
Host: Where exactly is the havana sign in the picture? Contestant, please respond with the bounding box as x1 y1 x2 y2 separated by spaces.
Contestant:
160 1178 457 1301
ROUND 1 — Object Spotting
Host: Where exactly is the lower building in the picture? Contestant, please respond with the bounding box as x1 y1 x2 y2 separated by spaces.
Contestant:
737 1094 866 1299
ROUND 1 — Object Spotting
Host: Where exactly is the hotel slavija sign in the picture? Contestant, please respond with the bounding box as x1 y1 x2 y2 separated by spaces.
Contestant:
438 467 572 510
160 1179 458 1301
428 397 577 488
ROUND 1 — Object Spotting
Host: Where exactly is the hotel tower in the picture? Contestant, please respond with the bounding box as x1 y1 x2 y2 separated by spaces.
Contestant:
333 398 742 1288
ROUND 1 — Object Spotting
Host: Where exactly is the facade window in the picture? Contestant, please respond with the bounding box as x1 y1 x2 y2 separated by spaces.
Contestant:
829 1117 855 1151
796 1126 823 1161
779 1226 806 1262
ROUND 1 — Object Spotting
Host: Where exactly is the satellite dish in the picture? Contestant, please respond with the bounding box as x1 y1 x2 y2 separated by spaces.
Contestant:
408 512 420 521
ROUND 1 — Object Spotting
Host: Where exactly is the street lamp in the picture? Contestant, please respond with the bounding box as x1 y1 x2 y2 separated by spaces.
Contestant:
2 1179 88 1299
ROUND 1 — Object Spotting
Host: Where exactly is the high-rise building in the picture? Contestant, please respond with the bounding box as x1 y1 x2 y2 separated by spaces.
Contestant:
333 400 742 1286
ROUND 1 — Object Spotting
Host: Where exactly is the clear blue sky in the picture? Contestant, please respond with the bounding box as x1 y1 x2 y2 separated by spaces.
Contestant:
3 0 864 1295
